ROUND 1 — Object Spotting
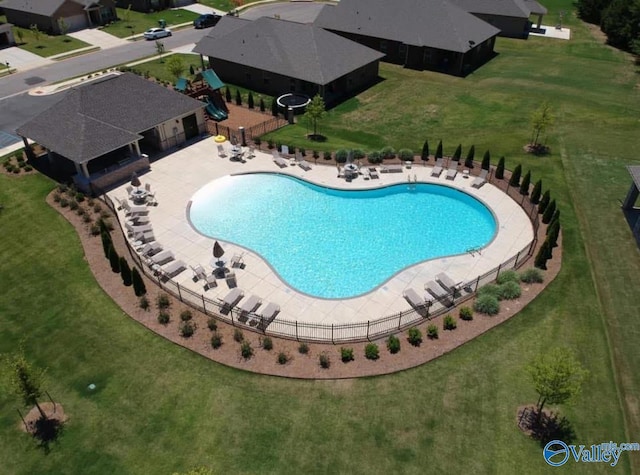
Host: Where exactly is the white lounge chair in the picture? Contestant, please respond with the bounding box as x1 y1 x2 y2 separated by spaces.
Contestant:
217 144 227 158
225 272 237 288
126 214 150 225
125 222 153 237
148 249 174 266
219 288 244 311
446 164 457 180
121 200 149 216
256 302 280 325
159 259 186 279
425 280 449 300
273 150 287 168
230 253 244 268
132 231 155 246
403 288 426 309
298 160 312 171
204 274 217 291
190 264 207 281
137 241 162 257
436 272 460 293
238 294 262 317
472 169 488 188
369 167 379 179
431 158 444 177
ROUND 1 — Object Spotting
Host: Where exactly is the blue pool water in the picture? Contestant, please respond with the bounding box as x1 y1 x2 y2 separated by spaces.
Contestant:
189 173 496 299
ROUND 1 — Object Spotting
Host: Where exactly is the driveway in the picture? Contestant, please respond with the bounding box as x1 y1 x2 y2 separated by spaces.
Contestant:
240 2 327 23
178 3 226 16
0 47 51 72
67 29 129 49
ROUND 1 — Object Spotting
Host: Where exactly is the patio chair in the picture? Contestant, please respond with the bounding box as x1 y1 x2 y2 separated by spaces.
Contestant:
225 271 237 288
436 272 461 293
190 264 207 282
298 159 312 171
425 280 449 301
126 185 134 197
273 151 288 169
144 183 156 197
403 288 426 310
217 144 227 158
218 288 244 312
369 167 379 179
148 249 174 266
126 214 150 225
125 222 153 237
159 259 186 279
230 253 244 268
132 231 155 247
121 200 149 216
238 294 262 318
247 147 255 159
446 163 458 180
431 158 444 177
471 169 488 188
137 241 162 257
254 302 280 327
204 274 217 291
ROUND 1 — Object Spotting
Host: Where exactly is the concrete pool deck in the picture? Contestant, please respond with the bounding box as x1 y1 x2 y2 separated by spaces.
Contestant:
108 137 533 331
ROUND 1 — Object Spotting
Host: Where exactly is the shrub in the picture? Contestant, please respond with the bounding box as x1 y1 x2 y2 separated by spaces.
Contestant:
139 296 150 310
538 190 551 214
93 203 102 213
542 199 557 224
132 268 146 296
499 281 522 300
340 347 354 362
108 244 120 273
207 318 218 331
452 144 462 161
53 192 61 203
534 239 551 270
319 352 330 369
478 283 501 299
459 306 474 321
381 146 396 160
240 341 253 359
481 150 490 170
235 89 242 106
298 342 309 354
443 315 457 330
271 97 278 117
322 150 331 160
119 257 132 286
24 165 32 172
364 343 379 360
473 294 500 315
59 198 69 208
75 192 85 202
76 207 85 216
233 328 244 342
225 87 231 102
248 91 254 109
509 164 522 187
277 352 289 364
421 139 430 161
520 268 544 283
156 293 171 309
254 137 262 147
312 150 319 159
262 336 273 351
386 335 400 354
180 309 193 321
367 150 383 164
180 321 196 338
267 139 274 149
82 214 92 224
259 97 265 112
335 149 349 163
69 199 79 210
407 327 422 346
519 171 531 195
90 223 101 236
547 220 560 248
398 149 414 161
58 183 68 193
276 142 282 152
353 149 365 160
157 311 170 325
427 324 439 339
211 332 223 349
465 145 475 168
496 270 519 285
11 167 20 174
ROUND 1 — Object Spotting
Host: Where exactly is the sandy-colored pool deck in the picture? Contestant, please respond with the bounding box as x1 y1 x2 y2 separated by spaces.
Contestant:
108 136 533 328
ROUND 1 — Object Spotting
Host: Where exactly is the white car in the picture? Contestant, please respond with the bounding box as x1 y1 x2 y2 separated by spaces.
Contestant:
143 27 172 40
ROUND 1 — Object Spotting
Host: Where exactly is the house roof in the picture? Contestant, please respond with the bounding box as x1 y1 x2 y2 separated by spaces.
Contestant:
0 0 94 16
523 0 547 15
17 73 205 163
314 0 500 54
193 16 385 86
448 0 531 18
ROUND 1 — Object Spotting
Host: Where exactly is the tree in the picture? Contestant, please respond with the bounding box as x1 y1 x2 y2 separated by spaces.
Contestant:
530 179 542 204
530 102 554 148
527 347 588 418
16 29 23 44
534 239 551 269
548 209 560 230
464 145 475 168
542 199 557 224
453 144 462 161
509 164 522 187
519 170 531 195
189 64 195 75
259 97 265 112
271 97 278 117
5 352 47 419
421 139 429 163
166 55 185 80
57 18 69 37
577 0 612 24
30 24 41 41
435 140 443 159
495 156 505 179
235 89 242 106
108 244 120 273
155 40 165 63
601 0 640 50
248 91 254 109
547 220 561 248
120 257 132 286
304 94 326 139
100 230 112 259
132 268 146 296
538 190 551 214
481 150 490 170
225 87 232 103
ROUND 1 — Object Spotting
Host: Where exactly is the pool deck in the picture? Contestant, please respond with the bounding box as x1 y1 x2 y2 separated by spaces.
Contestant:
108 137 533 329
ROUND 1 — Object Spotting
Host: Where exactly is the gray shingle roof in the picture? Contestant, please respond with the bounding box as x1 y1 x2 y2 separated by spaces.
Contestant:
193 16 385 85
314 0 500 54
523 0 547 15
0 0 86 17
448 0 531 18
17 73 205 163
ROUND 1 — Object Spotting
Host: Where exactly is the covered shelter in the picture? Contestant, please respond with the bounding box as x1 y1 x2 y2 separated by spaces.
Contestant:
16 73 206 194
622 166 640 244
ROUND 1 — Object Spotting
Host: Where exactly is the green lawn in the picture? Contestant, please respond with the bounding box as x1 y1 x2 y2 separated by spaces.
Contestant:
197 0 234 12
12 26 90 58
128 53 203 84
100 8 199 39
1 1 640 473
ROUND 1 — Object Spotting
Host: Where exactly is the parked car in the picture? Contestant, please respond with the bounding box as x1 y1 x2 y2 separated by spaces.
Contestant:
143 27 172 40
193 14 221 29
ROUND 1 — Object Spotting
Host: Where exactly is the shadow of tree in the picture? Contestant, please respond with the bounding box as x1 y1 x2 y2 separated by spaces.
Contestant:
32 416 64 454
518 406 576 446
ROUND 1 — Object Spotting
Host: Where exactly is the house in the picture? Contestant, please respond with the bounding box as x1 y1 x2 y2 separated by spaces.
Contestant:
115 0 193 13
16 73 206 193
1 0 117 34
193 16 385 106
314 0 501 76
448 0 548 38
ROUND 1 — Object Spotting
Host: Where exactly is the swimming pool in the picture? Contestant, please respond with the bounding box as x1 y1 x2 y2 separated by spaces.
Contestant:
189 173 496 299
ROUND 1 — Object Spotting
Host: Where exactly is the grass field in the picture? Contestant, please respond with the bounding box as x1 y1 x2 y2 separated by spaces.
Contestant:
100 8 199 39
12 27 90 58
1 1 640 474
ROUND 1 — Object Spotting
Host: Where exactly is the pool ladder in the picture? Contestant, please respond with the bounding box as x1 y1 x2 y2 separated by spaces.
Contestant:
466 246 482 256
407 174 418 190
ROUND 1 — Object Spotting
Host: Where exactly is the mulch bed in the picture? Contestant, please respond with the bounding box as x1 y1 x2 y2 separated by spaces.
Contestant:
46 181 561 379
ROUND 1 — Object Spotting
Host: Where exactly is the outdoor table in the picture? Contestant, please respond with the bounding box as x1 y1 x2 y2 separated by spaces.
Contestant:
210 258 227 278
463 169 470 179
344 163 358 178
131 189 148 204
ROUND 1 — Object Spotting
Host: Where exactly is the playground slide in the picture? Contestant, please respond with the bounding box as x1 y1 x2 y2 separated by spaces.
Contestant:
204 98 228 121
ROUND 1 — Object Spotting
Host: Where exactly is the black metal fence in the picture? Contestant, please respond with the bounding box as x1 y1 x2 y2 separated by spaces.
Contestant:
206 117 287 144
102 160 540 343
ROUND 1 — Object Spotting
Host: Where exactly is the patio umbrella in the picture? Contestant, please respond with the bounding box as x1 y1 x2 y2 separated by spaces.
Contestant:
213 241 225 266
130 172 141 191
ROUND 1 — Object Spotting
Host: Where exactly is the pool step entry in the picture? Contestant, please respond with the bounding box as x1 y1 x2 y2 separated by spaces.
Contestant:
466 246 483 256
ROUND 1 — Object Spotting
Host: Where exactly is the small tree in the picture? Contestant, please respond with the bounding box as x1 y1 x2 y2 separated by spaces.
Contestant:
248 91 254 109
100 230 112 259
132 267 146 296
435 140 443 159
30 24 41 41
519 170 531 195
464 145 475 168
189 64 195 75
547 220 561 248
57 17 69 37
495 156 505 179
6 352 47 419
120 257 132 286
509 164 522 187
421 139 429 163
538 190 551 214
271 97 278 117
108 244 120 273
547 209 560 230
225 87 232 103
453 144 462 162
542 199 557 224
16 29 24 44
235 89 242 106
304 94 326 139
481 150 490 170
530 179 542 204
527 347 588 419
534 239 551 269
530 102 554 148
155 40 165 63
166 55 185 80
259 97 265 112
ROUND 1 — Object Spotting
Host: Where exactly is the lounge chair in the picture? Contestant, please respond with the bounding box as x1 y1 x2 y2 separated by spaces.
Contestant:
298 159 312 171
256 302 280 326
471 169 488 188
126 185 134 197
204 274 217 291
125 222 153 237
190 264 207 281
247 146 255 159
238 294 262 317
121 200 149 216
446 163 458 180
132 231 155 246
403 288 426 309
159 259 186 279
219 288 244 311
369 167 379 179
137 241 162 257
425 280 449 301
230 253 244 268
436 272 461 293
148 249 174 266
431 158 444 177
225 271 237 288
126 214 150 225
272 150 287 168
381 164 403 173
217 144 227 158
360 168 371 180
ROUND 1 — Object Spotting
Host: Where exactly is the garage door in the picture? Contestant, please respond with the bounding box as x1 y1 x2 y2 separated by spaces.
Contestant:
63 14 89 32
